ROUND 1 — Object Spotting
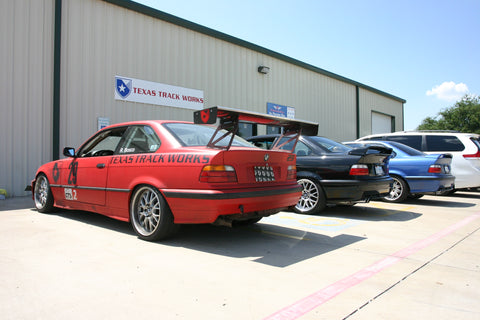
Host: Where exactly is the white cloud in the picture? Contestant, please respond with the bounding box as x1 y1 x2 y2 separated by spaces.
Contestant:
426 81 469 101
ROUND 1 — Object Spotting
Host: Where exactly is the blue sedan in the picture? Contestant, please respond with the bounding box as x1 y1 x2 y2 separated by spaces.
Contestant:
344 141 455 202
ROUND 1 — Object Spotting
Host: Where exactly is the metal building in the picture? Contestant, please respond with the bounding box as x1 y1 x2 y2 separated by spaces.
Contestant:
1 0 405 197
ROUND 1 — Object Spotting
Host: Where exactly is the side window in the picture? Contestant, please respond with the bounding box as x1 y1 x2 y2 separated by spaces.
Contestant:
77 127 128 157
293 141 312 156
276 138 313 155
118 126 161 154
386 135 422 150
426 135 465 152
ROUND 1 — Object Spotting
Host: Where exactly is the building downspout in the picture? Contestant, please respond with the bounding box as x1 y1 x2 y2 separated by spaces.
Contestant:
53 0 62 160
356 86 360 139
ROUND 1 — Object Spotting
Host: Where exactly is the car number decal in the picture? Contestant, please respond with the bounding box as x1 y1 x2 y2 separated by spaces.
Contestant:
68 161 78 184
64 188 78 200
52 163 60 182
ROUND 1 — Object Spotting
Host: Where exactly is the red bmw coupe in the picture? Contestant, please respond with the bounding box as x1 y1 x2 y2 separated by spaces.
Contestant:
32 107 318 241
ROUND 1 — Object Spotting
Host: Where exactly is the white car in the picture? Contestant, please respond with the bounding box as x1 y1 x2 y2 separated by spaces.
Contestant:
357 131 480 191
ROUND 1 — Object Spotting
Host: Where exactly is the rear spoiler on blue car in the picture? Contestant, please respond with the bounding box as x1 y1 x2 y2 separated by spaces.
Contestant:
194 106 319 150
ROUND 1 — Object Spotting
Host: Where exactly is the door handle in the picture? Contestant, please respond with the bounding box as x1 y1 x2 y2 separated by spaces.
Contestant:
97 163 106 169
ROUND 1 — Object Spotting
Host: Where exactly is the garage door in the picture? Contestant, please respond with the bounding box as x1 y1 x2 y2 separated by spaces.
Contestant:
371 112 393 134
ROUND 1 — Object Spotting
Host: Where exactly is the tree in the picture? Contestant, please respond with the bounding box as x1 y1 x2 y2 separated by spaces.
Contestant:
417 95 480 134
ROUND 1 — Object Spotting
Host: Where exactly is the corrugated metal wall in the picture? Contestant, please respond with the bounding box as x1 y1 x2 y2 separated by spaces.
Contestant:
358 88 403 138
59 0 372 148
1 0 403 197
0 0 54 197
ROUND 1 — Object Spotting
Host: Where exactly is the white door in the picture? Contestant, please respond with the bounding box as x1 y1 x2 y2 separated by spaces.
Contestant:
372 112 392 134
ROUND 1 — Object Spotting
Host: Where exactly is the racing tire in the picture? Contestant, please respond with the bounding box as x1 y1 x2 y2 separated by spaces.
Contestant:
34 173 55 213
383 175 409 203
130 185 179 241
293 177 326 215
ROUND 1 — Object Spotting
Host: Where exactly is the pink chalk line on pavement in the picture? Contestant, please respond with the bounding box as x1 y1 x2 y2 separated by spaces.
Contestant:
263 212 480 320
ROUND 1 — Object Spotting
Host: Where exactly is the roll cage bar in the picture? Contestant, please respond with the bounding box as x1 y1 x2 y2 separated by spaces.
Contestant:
193 106 319 151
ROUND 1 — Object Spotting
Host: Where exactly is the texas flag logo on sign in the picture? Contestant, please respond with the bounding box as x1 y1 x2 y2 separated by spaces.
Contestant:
115 77 132 99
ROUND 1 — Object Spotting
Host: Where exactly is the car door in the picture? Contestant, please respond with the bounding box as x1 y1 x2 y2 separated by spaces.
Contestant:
63 126 128 206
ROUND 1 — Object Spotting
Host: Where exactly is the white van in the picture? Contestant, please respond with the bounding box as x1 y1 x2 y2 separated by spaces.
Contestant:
357 131 480 191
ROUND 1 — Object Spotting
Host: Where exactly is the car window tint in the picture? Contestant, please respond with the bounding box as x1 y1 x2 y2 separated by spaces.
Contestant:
118 125 161 154
293 141 312 156
386 135 422 150
470 137 480 150
164 123 254 148
309 136 351 153
387 141 425 156
78 127 128 157
251 139 274 150
277 137 296 151
426 135 465 152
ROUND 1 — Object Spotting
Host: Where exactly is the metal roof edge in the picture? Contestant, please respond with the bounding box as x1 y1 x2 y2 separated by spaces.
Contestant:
102 0 406 104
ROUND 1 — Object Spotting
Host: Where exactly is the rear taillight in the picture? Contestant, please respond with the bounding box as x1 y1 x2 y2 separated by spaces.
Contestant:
200 165 237 183
287 165 296 180
428 164 442 173
349 164 369 176
463 150 480 159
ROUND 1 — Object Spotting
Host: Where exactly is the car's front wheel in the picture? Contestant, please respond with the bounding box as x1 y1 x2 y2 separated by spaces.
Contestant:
293 177 326 214
383 175 409 203
130 185 179 241
34 173 54 213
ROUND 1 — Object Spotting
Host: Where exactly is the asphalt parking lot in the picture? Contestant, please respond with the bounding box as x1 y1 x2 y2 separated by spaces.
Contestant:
1 193 479 320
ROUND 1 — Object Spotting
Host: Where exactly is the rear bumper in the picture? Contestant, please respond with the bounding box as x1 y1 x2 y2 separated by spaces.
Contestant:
321 177 393 203
405 175 455 194
162 184 302 224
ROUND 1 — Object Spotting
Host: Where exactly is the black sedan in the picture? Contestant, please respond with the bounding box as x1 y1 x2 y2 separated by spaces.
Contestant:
247 135 393 214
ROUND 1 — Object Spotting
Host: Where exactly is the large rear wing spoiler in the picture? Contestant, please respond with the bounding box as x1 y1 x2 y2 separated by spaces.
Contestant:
194 106 319 150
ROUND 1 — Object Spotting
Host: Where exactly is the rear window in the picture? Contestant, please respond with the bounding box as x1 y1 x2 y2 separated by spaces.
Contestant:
425 135 464 152
163 123 254 148
386 135 422 150
471 137 480 150
308 136 351 153
387 141 425 156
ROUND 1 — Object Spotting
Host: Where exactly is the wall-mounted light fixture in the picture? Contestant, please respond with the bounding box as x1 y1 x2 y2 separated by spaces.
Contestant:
257 66 270 74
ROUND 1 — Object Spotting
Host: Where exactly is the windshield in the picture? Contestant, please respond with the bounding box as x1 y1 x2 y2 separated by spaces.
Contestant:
163 123 254 148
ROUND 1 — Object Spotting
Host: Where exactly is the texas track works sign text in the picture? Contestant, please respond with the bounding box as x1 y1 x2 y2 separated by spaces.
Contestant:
115 76 204 110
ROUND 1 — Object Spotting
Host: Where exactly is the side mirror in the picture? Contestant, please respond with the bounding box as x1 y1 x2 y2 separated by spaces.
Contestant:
63 147 76 158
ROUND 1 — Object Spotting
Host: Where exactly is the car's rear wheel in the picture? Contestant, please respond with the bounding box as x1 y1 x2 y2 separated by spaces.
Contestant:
130 185 179 241
34 173 54 213
383 175 409 203
294 177 326 214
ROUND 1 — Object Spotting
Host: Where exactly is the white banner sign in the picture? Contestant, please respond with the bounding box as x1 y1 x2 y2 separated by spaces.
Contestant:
114 75 204 110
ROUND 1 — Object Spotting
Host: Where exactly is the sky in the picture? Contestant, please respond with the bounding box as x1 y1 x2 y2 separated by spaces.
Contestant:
134 0 479 130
